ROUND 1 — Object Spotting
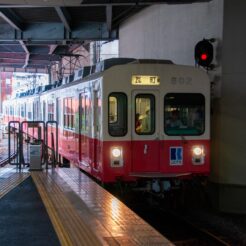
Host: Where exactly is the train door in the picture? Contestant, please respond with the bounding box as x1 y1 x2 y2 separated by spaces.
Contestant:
92 90 101 171
79 91 91 166
131 91 160 172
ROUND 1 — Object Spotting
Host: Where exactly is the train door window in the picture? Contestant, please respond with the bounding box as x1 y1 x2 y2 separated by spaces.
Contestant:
10 105 14 116
48 102 54 121
16 105 20 117
21 104 25 118
43 102 46 121
80 95 86 132
164 93 205 136
135 94 155 135
71 98 75 129
63 97 74 129
108 93 127 136
27 103 32 120
33 102 36 120
85 95 90 131
56 98 61 125
33 101 39 120
5 105 8 115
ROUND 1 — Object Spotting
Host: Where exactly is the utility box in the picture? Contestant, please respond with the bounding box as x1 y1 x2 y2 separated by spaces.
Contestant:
29 144 42 170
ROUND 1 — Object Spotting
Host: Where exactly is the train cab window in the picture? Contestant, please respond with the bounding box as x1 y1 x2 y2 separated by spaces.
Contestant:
135 94 155 135
108 93 127 136
109 97 117 123
164 93 205 136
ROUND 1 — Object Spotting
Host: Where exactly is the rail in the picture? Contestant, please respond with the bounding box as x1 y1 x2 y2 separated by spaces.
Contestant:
0 152 17 167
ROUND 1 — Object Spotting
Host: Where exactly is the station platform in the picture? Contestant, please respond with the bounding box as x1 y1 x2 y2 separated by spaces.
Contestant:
0 166 173 245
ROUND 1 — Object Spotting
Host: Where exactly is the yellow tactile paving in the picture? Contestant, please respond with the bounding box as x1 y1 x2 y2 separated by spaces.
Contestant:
32 171 103 246
54 167 173 246
0 167 30 199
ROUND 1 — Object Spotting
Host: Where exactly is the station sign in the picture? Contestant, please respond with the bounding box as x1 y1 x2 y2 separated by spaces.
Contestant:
132 75 160 86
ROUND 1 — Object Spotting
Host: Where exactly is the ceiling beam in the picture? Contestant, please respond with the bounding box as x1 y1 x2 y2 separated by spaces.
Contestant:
54 7 71 32
0 8 23 30
0 1 212 8
0 52 60 61
0 22 117 41
0 8 29 67
0 63 47 69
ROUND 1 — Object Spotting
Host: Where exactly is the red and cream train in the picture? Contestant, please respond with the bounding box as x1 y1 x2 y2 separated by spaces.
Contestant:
3 58 210 186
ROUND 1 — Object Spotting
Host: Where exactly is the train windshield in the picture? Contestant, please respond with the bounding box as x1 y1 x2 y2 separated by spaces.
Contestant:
164 93 205 136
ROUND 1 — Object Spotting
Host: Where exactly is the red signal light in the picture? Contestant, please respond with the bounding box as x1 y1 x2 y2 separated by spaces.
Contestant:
195 39 214 68
201 53 208 60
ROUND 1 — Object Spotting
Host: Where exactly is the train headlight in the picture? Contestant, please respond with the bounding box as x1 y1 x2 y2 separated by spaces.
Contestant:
192 146 203 156
112 147 121 158
110 147 123 167
192 145 205 165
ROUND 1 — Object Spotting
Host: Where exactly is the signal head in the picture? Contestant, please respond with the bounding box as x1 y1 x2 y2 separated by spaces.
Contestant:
195 39 214 68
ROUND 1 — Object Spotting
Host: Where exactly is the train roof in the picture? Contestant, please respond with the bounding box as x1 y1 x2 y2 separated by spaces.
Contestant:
12 58 175 99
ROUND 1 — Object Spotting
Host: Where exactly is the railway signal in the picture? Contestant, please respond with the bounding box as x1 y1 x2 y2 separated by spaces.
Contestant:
194 39 214 69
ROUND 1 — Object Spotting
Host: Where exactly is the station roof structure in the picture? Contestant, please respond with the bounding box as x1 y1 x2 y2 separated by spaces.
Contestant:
0 0 211 73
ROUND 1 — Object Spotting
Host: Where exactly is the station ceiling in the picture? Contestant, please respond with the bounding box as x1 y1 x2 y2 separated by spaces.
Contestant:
0 0 211 72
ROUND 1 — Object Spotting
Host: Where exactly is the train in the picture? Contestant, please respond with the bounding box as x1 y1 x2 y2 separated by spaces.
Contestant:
2 58 210 190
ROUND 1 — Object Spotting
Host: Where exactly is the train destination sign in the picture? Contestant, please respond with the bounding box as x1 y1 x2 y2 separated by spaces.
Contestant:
132 75 160 85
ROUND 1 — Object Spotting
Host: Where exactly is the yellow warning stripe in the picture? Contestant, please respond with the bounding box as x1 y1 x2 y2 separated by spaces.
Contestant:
32 172 102 246
0 173 30 199
32 172 72 246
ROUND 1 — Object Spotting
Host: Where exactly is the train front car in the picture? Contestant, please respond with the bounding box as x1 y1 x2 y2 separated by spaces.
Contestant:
102 61 210 186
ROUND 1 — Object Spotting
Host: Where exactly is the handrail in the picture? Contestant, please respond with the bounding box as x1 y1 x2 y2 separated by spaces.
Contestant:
45 121 58 169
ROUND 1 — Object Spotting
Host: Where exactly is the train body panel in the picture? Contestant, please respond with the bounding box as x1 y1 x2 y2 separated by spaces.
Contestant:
2 59 210 183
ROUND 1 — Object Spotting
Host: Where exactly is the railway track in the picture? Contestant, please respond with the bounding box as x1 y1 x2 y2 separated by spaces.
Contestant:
0 138 17 167
168 210 232 245
0 152 17 167
113 190 234 246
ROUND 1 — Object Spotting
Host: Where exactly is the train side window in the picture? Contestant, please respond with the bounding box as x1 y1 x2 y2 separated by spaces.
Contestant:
48 102 54 121
164 93 205 136
135 94 155 135
108 93 127 137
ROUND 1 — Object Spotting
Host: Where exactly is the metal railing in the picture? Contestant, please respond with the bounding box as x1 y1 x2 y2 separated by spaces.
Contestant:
8 120 58 170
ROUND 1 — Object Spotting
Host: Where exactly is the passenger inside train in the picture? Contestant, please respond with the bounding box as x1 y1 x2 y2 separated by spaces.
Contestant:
165 109 183 128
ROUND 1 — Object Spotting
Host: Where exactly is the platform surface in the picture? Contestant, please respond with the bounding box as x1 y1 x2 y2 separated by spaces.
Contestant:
0 166 173 245
33 167 173 245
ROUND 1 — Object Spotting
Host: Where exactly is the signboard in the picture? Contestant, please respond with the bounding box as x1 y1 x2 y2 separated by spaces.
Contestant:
132 75 160 85
170 147 183 165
